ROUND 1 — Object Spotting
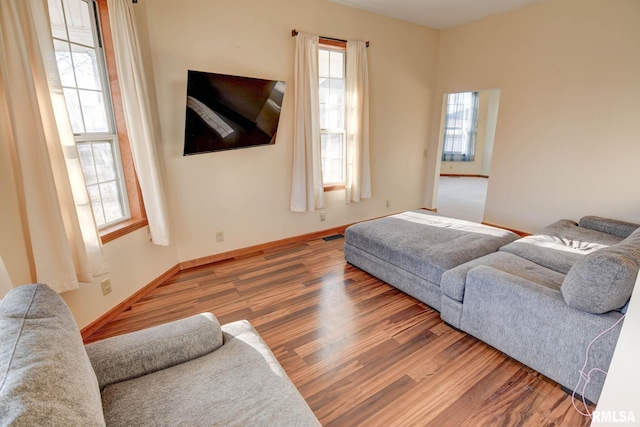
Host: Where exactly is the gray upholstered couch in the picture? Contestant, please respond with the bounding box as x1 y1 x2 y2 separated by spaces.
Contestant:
0 284 319 426
345 212 639 403
441 216 639 403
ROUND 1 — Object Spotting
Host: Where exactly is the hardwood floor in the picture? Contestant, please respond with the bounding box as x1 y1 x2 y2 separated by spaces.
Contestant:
87 237 594 426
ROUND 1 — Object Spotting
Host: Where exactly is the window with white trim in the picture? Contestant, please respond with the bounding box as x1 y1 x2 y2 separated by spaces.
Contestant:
319 45 346 186
442 91 479 162
48 0 130 228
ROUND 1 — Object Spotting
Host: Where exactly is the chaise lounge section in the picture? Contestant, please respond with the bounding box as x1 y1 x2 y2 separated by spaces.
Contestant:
344 210 520 311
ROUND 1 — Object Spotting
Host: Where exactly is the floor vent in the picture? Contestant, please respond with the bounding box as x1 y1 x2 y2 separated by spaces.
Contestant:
322 234 344 241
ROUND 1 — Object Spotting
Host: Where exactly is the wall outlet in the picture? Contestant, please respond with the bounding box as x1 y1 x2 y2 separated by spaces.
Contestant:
386 200 391 208
216 231 224 242
320 212 326 221
101 278 112 296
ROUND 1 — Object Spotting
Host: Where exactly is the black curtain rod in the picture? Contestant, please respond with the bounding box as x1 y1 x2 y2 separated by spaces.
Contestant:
292 29 369 48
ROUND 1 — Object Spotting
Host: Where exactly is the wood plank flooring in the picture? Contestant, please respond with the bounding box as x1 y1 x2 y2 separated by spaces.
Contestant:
87 237 594 426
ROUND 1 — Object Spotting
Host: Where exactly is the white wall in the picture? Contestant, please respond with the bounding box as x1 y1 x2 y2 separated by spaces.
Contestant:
135 0 440 263
426 0 640 233
594 275 640 424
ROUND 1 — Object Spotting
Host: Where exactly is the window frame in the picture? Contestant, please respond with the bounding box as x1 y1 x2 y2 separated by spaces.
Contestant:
319 39 347 192
92 0 148 242
441 91 479 163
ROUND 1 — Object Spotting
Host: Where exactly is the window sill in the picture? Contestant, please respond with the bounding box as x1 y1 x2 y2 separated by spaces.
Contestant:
100 218 149 244
324 184 345 192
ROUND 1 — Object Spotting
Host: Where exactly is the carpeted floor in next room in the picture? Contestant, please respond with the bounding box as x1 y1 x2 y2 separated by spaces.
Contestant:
437 176 488 223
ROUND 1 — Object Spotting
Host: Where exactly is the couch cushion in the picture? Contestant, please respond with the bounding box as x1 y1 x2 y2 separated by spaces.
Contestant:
101 320 320 427
0 284 105 426
86 312 224 389
561 228 640 314
500 219 624 274
441 251 566 303
345 210 518 285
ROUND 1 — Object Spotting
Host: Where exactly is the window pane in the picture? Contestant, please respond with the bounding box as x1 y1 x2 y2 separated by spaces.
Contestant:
319 50 330 78
319 78 329 105
321 133 344 184
319 104 327 129
329 79 344 106
54 40 76 87
93 142 116 181
79 90 109 132
49 0 67 39
87 184 105 225
77 143 97 185
100 181 124 223
325 104 344 129
71 44 101 90
63 0 95 47
329 51 344 78
63 88 85 133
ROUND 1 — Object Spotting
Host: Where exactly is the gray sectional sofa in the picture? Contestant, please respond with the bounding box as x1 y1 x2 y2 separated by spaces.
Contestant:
0 284 320 426
345 211 639 403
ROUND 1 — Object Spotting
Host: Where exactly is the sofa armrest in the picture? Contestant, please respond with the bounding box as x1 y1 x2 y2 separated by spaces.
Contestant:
85 312 223 390
578 216 639 238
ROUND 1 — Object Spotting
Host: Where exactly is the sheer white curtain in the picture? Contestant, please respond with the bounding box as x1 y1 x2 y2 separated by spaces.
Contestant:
0 0 108 293
107 0 171 245
290 32 324 212
345 40 371 203
0 256 14 298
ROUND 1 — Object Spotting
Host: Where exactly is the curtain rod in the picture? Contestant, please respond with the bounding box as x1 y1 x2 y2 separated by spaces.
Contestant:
291 29 369 48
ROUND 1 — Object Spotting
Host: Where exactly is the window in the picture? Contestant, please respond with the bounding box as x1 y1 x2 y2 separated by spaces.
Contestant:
48 0 146 241
442 91 479 162
319 43 346 188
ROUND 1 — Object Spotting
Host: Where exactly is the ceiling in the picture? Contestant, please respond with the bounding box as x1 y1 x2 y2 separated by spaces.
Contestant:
328 0 545 29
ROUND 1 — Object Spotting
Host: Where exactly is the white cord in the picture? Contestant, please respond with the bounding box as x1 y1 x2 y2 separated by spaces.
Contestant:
572 313 626 418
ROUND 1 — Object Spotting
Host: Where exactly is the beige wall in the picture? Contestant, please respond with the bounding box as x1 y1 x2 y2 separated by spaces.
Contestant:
136 0 440 262
426 0 640 232
1 0 437 327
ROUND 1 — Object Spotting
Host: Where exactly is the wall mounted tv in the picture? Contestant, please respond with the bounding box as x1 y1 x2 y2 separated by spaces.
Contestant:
183 70 286 156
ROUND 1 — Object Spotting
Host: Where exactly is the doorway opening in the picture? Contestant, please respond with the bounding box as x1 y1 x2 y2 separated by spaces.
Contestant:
434 89 500 223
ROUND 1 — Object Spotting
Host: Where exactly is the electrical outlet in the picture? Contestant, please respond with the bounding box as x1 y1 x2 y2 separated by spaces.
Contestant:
101 278 112 296
386 200 391 208
216 231 224 242
320 212 326 221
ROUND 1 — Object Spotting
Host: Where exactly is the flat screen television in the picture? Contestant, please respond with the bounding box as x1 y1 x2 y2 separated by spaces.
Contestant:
183 70 286 156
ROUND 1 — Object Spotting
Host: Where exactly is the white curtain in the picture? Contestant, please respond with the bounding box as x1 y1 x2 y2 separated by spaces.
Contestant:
0 256 14 298
0 0 108 293
345 40 371 203
290 32 324 212
107 0 171 245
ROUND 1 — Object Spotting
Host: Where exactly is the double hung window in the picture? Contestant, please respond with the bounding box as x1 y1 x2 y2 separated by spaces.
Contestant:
319 45 346 187
442 91 479 162
48 0 130 229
